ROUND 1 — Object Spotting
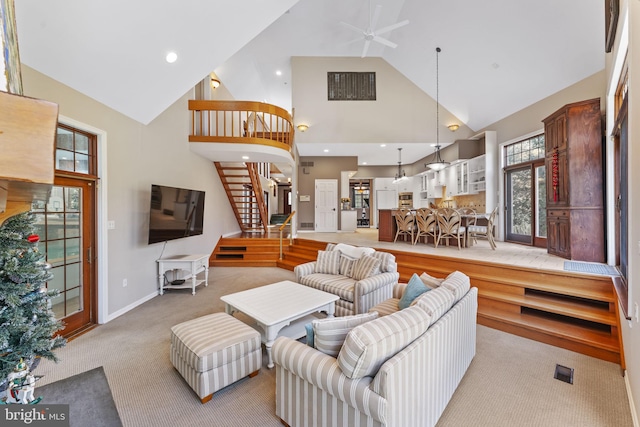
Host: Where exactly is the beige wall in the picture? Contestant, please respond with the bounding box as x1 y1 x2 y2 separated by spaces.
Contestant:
477 70 606 143
297 156 358 229
292 56 472 146
21 65 239 319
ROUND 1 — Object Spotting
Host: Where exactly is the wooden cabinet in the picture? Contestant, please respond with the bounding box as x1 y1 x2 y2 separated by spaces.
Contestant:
547 209 570 258
377 209 397 242
543 98 603 262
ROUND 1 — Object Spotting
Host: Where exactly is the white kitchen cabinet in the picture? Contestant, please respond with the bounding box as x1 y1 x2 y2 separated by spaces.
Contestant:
468 154 486 194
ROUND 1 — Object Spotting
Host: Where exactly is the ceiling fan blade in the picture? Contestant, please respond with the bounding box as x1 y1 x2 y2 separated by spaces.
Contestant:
340 21 365 35
373 35 398 49
370 5 382 31
375 19 410 36
361 40 371 58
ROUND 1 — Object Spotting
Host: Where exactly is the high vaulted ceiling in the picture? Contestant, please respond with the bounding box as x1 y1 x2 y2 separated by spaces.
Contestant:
15 0 604 165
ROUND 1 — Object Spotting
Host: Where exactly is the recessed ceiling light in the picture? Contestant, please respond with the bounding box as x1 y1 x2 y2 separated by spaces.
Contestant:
323 149 329 153
362 162 368 165
242 155 249 160
165 52 178 63
380 144 386 147
276 70 282 76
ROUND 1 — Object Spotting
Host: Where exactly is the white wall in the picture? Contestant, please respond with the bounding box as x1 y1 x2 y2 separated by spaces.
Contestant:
21 65 239 320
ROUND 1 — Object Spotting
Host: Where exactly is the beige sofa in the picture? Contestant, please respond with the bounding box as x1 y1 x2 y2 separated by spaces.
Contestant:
294 243 399 316
273 270 477 427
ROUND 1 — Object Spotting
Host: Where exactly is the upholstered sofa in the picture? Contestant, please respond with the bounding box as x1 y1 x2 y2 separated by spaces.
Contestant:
294 243 399 316
272 271 477 427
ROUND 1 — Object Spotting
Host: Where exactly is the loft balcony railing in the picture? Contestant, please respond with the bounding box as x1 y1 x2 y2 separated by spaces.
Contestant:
188 100 294 155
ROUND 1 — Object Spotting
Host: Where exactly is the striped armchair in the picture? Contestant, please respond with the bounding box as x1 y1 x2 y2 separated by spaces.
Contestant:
294 243 399 316
273 274 478 427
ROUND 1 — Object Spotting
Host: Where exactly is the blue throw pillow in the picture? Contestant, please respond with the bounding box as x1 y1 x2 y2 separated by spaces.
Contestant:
305 322 315 348
398 273 431 310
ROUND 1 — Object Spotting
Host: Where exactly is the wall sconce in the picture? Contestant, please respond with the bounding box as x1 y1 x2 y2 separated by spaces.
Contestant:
210 73 220 90
297 124 309 132
448 124 460 132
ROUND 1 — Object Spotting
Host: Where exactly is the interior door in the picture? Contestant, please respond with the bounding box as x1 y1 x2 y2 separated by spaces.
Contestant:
315 179 337 232
32 176 96 337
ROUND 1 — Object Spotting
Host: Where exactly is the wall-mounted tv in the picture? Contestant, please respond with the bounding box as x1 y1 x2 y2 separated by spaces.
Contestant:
148 184 205 244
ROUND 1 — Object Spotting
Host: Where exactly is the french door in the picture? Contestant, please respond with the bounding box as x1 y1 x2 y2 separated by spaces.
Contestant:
505 161 546 246
32 177 97 337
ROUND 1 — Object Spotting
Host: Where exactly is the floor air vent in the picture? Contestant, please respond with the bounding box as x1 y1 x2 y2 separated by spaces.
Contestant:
554 364 574 384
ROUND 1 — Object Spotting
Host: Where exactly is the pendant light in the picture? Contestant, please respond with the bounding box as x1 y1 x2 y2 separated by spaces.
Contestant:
426 47 450 171
392 148 408 184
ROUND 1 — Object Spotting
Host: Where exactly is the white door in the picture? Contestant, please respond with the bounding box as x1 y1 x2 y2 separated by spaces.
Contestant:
315 179 338 232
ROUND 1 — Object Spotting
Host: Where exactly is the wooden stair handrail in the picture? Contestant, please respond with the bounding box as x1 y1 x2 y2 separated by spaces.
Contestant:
247 163 268 233
279 211 296 260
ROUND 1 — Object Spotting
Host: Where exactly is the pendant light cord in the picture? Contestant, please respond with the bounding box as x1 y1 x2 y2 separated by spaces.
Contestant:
436 47 440 152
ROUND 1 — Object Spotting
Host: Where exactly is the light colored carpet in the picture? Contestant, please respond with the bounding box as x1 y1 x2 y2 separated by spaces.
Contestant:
34 267 633 427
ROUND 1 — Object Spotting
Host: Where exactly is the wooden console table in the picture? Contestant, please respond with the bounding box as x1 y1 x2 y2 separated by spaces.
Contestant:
157 254 209 295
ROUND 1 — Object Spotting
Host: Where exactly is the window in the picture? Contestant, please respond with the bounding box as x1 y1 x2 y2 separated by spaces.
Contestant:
327 72 376 101
505 135 545 166
55 125 97 175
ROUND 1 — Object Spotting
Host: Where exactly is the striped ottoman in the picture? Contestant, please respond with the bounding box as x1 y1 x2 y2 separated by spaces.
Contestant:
170 312 261 403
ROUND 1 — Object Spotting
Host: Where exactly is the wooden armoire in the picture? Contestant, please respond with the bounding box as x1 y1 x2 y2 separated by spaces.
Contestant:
543 98 604 262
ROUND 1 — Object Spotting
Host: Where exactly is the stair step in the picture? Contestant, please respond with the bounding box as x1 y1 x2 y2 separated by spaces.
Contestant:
479 289 617 326
478 309 620 364
211 259 277 267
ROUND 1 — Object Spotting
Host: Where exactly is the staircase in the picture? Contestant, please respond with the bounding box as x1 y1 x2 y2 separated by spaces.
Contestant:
215 162 268 233
273 238 623 367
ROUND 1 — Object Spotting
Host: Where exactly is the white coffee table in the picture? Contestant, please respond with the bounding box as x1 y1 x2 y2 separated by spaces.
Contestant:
220 280 339 368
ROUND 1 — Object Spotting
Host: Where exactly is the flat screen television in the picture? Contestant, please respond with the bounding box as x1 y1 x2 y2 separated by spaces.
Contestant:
148 184 205 244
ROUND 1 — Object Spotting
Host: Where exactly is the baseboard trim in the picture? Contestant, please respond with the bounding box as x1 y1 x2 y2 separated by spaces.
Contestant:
625 370 639 427
104 291 158 323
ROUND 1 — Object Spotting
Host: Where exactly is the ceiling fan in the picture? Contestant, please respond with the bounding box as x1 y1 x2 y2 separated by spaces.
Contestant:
341 0 409 58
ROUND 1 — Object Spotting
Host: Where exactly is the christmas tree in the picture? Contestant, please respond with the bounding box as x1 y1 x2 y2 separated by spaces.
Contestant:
0 212 66 389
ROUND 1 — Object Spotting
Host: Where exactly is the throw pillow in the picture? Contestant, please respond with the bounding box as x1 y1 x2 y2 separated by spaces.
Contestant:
339 255 357 277
337 306 431 379
334 243 375 259
420 272 444 288
315 250 341 275
414 286 456 325
398 273 432 310
305 323 314 348
440 270 471 302
350 255 382 281
312 312 379 357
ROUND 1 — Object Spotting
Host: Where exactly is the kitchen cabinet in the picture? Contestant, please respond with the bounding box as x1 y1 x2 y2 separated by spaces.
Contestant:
468 155 486 194
543 98 603 262
444 163 469 197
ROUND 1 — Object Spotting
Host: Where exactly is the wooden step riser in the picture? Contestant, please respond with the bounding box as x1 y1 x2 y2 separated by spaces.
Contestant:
217 245 281 253
397 262 614 301
478 316 620 364
211 260 277 267
214 253 279 261
479 294 617 326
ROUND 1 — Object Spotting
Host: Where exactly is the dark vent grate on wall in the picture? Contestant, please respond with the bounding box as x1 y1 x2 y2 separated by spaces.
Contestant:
328 72 376 101
300 222 314 229
300 161 315 167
